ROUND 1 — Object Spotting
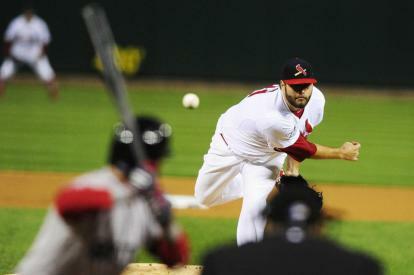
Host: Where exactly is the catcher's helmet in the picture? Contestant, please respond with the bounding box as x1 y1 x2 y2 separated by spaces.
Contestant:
108 116 172 173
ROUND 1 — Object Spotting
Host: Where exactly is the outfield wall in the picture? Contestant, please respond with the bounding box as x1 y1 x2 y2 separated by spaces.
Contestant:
0 0 413 86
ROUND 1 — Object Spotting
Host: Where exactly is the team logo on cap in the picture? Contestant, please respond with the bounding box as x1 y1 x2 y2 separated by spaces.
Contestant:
294 64 307 77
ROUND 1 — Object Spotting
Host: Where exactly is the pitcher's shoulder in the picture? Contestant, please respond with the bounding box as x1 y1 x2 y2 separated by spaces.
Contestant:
312 86 326 104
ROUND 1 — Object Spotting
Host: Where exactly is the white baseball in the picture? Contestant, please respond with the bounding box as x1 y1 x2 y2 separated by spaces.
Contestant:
182 93 200 109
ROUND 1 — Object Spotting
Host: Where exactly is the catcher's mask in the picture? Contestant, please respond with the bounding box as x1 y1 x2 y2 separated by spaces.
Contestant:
108 116 172 174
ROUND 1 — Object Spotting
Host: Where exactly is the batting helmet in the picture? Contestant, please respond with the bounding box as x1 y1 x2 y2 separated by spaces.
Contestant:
108 116 172 174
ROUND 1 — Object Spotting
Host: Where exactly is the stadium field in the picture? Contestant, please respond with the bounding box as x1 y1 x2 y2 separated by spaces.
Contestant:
0 79 413 274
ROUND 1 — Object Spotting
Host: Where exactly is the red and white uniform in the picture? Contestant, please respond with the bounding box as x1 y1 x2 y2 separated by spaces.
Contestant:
0 14 55 82
195 84 325 245
15 167 163 275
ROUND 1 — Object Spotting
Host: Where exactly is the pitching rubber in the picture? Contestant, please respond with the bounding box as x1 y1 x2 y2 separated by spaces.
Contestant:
122 263 203 275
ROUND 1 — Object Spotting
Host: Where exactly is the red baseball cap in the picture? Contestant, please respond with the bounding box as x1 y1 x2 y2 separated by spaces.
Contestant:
281 57 317 85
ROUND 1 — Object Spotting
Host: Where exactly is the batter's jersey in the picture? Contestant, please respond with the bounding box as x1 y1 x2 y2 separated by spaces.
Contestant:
16 167 162 275
219 84 325 164
4 15 51 63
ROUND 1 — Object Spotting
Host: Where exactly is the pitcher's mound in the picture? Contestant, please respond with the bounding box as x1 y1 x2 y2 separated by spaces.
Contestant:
122 263 202 275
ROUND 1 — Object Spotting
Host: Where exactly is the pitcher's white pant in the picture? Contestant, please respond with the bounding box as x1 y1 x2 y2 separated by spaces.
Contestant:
195 131 284 245
0 56 55 82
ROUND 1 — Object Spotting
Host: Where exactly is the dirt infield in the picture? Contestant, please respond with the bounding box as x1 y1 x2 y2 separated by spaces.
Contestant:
1 171 414 221
122 264 202 275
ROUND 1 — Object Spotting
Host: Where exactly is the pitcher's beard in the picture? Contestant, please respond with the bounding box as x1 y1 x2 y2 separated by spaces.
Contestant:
286 95 309 109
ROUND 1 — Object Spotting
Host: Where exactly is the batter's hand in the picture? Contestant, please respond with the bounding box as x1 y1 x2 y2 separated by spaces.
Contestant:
340 141 361 160
148 223 190 267
130 167 172 227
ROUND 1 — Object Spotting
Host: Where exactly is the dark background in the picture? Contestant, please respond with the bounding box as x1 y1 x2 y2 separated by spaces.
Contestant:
1 0 413 86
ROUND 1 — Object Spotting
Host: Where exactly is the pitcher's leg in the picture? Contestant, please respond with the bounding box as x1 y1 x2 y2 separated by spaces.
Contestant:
237 163 279 245
195 153 243 207
195 131 244 207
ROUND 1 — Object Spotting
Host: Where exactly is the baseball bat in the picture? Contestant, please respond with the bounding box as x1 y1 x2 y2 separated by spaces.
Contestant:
82 3 146 166
82 3 173 229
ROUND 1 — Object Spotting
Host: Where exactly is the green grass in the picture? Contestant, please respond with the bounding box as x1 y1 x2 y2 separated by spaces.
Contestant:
137 216 238 265
0 208 46 273
0 83 413 186
1 208 413 275
0 82 413 275
327 221 414 275
304 93 414 186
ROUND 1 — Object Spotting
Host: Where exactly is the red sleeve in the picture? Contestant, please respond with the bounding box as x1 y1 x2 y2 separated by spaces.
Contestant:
148 231 190 267
275 133 317 162
55 187 113 219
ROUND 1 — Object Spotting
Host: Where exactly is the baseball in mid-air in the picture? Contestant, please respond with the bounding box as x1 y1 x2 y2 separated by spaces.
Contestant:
182 93 200 109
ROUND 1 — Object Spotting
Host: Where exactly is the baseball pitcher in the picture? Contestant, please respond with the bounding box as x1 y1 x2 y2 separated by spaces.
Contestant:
195 57 361 245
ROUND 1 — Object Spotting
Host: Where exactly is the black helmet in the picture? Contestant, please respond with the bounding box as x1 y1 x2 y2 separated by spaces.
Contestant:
108 116 172 174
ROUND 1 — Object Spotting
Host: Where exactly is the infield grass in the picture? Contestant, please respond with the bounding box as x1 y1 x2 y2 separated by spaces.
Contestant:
1 208 413 274
0 82 413 186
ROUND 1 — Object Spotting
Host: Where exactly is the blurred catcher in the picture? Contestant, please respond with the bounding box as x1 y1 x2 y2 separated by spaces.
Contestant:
15 116 189 275
0 5 58 99
201 175 383 275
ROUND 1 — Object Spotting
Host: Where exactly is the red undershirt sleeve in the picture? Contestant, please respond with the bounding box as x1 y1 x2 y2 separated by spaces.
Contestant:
274 133 317 162
55 187 113 219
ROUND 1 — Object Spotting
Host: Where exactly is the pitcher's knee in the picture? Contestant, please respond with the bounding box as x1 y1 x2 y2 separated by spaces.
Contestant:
194 189 214 207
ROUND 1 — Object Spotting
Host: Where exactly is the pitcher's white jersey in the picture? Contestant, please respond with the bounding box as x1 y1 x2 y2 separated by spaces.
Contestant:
5 15 51 64
219 84 325 164
195 84 325 245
